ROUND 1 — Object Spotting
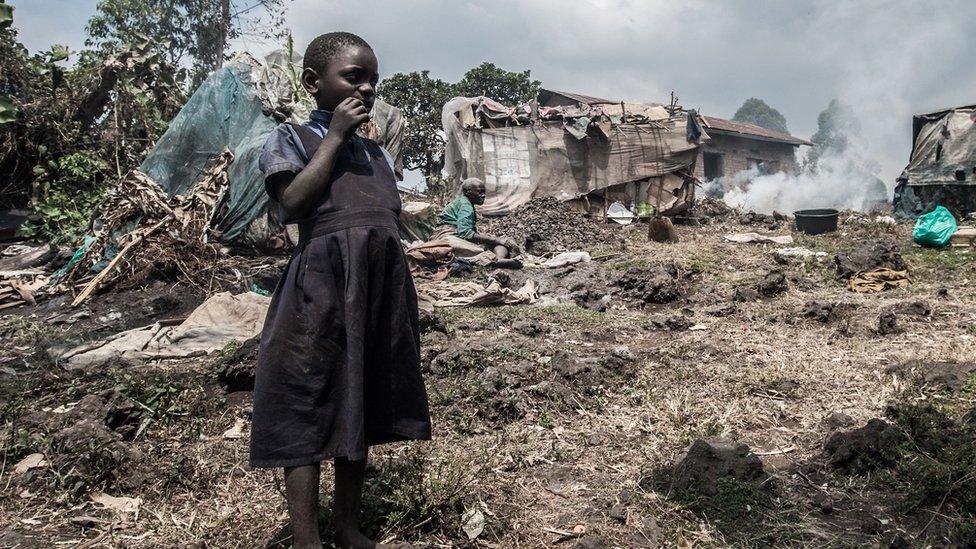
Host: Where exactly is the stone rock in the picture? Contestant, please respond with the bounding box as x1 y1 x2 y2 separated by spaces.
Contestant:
512 321 544 337
824 411 856 431
664 315 693 331
615 265 686 305
706 303 737 317
418 309 447 334
824 418 904 472
802 301 835 323
608 503 627 522
669 439 767 496
216 336 259 392
920 362 976 393
878 312 899 335
757 270 788 297
898 300 931 317
733 287 760 302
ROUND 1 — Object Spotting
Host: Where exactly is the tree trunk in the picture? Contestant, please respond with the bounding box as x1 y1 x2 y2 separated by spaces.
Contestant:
217 0 231 68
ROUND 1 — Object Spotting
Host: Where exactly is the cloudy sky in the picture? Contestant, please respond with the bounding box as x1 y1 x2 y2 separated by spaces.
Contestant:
15 0 976 184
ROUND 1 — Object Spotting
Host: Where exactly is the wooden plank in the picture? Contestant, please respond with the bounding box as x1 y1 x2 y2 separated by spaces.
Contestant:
950 227 976 247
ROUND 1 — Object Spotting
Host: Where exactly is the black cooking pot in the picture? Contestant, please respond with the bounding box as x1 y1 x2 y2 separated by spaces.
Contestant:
794 208 839 235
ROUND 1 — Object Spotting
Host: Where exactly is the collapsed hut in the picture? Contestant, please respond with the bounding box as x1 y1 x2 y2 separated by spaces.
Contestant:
441 89 705 217
894 103 976 217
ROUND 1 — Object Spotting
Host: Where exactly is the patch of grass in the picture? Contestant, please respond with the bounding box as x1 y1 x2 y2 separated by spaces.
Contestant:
902 246 975 274
438 303 609 330
607 258 654 271
318 446 472 542
670 478 805 547
863 403 976 542
116 374 186 438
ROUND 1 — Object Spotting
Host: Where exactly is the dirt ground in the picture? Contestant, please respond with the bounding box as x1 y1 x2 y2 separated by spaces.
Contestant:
2 209 975 548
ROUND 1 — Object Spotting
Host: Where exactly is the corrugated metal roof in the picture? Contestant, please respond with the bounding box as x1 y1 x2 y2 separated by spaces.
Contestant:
702 115 812 146
538 89 616 106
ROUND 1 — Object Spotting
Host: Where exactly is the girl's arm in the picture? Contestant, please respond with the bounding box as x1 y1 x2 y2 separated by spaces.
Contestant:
271 97 369 218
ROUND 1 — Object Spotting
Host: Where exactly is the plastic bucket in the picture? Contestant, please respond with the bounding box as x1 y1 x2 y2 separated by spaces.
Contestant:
794 208 839 235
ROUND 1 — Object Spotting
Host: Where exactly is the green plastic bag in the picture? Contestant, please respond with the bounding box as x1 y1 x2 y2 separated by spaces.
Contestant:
912 205 957 247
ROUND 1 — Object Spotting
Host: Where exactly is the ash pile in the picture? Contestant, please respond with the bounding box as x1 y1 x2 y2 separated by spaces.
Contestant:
479 197 615 253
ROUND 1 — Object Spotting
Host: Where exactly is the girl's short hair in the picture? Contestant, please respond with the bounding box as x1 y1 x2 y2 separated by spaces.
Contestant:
303 32 372 75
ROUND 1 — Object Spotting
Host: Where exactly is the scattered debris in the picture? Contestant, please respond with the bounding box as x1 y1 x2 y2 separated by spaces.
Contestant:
222 418 247 439
216 336 259 392
59 151 245 305
694 197 734 222
58 291 270 367
13 453 47 475
850 269 911 293
835 241 906 280
0 244 56 271
91 493 142 516
774 247 827 262
462 506 486 540
416 278 538 310
724 232 794 245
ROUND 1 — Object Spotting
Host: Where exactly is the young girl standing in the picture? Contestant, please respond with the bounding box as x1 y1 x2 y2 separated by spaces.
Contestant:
250 32 431 549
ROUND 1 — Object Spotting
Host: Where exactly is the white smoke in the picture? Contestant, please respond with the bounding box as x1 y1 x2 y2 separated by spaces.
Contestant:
706 100 891 215
708 151 888 215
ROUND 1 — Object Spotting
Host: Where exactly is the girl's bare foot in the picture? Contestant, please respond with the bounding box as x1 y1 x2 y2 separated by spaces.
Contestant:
334 530 413 549
334 528 375 549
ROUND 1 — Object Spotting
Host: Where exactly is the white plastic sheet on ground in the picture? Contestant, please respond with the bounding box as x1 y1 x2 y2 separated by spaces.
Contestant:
59 292 270 368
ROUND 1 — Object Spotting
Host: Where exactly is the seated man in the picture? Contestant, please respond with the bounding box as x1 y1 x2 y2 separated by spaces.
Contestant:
431 178 521 268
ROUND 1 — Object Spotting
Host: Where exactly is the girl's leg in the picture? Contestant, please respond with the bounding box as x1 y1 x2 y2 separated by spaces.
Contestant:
333 455 373 548
284 463 322 548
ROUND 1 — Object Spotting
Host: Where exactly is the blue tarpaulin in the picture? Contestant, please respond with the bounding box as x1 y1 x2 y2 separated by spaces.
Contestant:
139 62 278 243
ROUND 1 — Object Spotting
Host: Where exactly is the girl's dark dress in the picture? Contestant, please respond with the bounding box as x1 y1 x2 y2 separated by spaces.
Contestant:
250 119 431 468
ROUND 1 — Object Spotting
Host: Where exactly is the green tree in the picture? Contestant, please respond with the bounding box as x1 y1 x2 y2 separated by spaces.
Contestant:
376 70 455 183
454 62 540 107
807 99 860 169
86 0 288 85
732 97 789 134
0 4 186 239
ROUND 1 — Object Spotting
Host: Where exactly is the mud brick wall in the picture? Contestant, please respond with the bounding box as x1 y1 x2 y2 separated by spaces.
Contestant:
694 134 800 181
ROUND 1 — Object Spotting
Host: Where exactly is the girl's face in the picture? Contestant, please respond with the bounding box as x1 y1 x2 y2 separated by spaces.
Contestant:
302 45 379 112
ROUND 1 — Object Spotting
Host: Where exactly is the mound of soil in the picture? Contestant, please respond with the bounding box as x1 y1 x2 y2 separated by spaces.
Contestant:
479 197 614 252
835 241 906 280
824 418 904 472
668 439 767 496
613 263 694 306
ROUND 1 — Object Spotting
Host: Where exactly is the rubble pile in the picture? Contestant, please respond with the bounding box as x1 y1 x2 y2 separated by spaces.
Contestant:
59 151 259 304
480 197 613 253
693 197 736 222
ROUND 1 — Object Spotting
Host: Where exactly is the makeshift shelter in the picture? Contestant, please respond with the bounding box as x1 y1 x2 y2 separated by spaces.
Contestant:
442 92 705 217
140 51 405 249
893 104 976 217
